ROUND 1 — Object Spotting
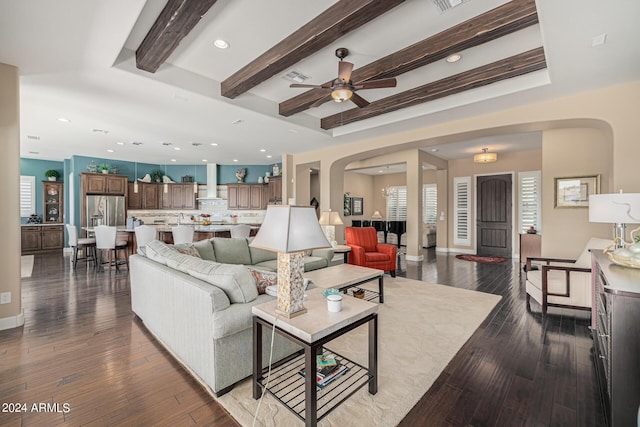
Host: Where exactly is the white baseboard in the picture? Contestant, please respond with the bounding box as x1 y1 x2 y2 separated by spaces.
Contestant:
405 254 424 262
0 310 25 331
435 247 448 253
446 248 476 255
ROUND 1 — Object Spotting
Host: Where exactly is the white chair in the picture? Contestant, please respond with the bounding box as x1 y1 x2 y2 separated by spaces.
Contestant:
134 225 157 250
525 237 611 315
94 225 129 271
172 225 194 245
66 224 96 268
230 224 251 238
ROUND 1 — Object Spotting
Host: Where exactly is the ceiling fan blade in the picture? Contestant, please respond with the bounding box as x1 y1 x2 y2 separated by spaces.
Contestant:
354 77 397 90
338 61 354 82
310 93 333 108
290 83 325 89
350 92 370 108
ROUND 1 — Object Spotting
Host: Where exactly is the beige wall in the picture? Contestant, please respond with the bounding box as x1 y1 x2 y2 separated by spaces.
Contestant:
344 171 375 223
541 128 612 258
0 63 23 328
291 82 640 257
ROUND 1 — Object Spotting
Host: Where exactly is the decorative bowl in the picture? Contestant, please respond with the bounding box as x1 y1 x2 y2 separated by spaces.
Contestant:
321 289 340 298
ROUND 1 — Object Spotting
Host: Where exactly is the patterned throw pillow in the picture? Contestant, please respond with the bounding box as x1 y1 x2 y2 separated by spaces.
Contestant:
249 269 278 294
175 244 201 258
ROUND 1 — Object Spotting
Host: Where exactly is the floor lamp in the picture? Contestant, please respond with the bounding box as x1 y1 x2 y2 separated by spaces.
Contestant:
250 205 330 318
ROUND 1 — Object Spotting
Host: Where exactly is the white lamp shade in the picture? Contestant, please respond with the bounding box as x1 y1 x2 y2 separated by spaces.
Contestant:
250 205 331 253
589 193 640 223
318 211 343 226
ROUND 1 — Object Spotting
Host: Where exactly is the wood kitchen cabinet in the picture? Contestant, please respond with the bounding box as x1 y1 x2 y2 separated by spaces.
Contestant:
127 182 195 210
170 184 196 209
21 225 64 254
43 181 63 223
268 176 282 204
82 173 127 195
142 183 159 209
127 182 142 209
228 184 266 210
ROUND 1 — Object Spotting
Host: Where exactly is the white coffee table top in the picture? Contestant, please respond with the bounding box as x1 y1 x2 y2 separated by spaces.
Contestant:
304 263 382 290
252 288 378 343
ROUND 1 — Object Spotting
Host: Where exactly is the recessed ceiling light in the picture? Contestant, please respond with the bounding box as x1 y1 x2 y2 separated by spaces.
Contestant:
174 147 181 151
231 119 244 125
202 159 207 162
171 159 177 162
116 141 125 145
266 155 273 159
233 159 238 162
107 149 114 153
431 148 439 152
259 149 266 152
213 39 230 49
446 54 461 63
378 170 384 173
57 118 70 123
210 143 218 146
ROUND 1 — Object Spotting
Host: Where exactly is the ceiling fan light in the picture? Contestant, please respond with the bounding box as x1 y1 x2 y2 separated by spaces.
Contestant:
331 88 352 102
473 148 498 163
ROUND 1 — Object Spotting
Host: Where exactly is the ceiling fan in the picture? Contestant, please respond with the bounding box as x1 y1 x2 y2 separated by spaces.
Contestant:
289 48 397 108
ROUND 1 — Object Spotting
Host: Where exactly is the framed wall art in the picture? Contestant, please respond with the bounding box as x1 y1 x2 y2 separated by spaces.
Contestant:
554 175 600 208
351 197 364 216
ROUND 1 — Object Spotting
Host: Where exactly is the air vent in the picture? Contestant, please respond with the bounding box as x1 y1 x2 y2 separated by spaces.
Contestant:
283 70 311 83
92 128 109 134
161 142 172 146
27 135 40 140
132 141 143 146
191 142 202 147
433 0 468 13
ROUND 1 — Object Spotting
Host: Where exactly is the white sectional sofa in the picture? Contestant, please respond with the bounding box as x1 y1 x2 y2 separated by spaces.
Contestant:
130 239 333 395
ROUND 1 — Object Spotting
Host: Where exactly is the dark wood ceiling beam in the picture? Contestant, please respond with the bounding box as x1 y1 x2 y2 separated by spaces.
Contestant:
320 47 546 130
279 0 538 117
220 0 405 99
136 0 218 73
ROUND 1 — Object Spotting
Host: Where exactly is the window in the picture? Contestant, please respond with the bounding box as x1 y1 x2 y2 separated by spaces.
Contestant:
20 175 36 217
385 186 407 220
453 176 471 246
423 184 437 224
519 171 541 233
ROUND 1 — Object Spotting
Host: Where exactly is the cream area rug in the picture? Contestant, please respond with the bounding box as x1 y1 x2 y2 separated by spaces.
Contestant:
218 277 501 427
21 255 34 278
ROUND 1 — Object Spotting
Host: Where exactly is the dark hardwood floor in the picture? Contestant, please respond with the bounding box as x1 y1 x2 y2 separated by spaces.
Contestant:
0 250 604 426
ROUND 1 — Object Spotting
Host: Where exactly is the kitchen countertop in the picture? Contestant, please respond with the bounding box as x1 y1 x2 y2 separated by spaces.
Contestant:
22 223 64 226
155 224 261 233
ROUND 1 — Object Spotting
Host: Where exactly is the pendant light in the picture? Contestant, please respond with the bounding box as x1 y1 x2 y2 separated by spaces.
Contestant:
163 163 168 193
193 163 198 194
133 162 139 193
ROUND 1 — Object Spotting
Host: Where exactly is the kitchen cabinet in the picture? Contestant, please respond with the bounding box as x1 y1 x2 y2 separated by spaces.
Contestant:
127 182 142 209
228 184 266 210
170 184 196 209
82 173 127 195
43 181 63 223
21 225 64 254
268 176 282 204
142 183 159 209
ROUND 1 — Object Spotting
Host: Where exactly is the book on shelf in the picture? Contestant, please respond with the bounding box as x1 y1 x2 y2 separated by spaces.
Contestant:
299 361 349 389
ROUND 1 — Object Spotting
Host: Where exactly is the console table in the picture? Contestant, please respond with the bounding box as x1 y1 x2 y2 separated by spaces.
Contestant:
591 251 640 426
252 288 378 426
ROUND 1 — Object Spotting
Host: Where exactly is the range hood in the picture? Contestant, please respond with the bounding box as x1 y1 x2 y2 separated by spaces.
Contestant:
196 163 220 200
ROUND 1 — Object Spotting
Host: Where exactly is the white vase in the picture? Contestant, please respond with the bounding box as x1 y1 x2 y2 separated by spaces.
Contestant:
102 170 109 174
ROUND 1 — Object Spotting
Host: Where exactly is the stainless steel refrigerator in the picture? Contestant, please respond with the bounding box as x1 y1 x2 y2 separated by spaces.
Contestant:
86 195 126 227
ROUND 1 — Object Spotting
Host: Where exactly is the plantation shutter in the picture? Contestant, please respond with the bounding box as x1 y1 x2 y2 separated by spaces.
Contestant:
423 184 437 224
519 171 541 233
20 175 36 217
453 177 471 246
385 186 407 220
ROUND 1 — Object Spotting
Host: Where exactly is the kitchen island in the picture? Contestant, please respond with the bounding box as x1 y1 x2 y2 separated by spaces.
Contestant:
155 224 260 244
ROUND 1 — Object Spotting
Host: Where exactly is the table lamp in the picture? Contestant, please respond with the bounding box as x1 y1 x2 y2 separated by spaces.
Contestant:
318 210 343 248
589 192 640 248
250 205 330 318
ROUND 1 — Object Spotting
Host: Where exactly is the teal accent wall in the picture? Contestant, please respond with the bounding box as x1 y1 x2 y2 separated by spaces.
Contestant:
19 158 65 224
219 163 280 184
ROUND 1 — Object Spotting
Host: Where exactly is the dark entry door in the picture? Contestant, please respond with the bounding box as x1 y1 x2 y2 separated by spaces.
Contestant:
477 174 512 258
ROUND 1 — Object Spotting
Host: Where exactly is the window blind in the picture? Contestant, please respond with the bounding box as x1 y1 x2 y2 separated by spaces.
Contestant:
423 184 437 224
519 171 541 233
453 177 471 246
385 186 407 220
20 175 36 217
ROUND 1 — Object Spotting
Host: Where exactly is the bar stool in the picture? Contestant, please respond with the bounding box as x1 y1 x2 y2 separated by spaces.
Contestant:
230 224 251 238
134 225 157 250
66 224 96 268
94 225 129 271
172 225 194 245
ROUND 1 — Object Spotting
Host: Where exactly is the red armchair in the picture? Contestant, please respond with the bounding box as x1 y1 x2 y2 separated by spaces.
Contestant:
345 227 397 277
